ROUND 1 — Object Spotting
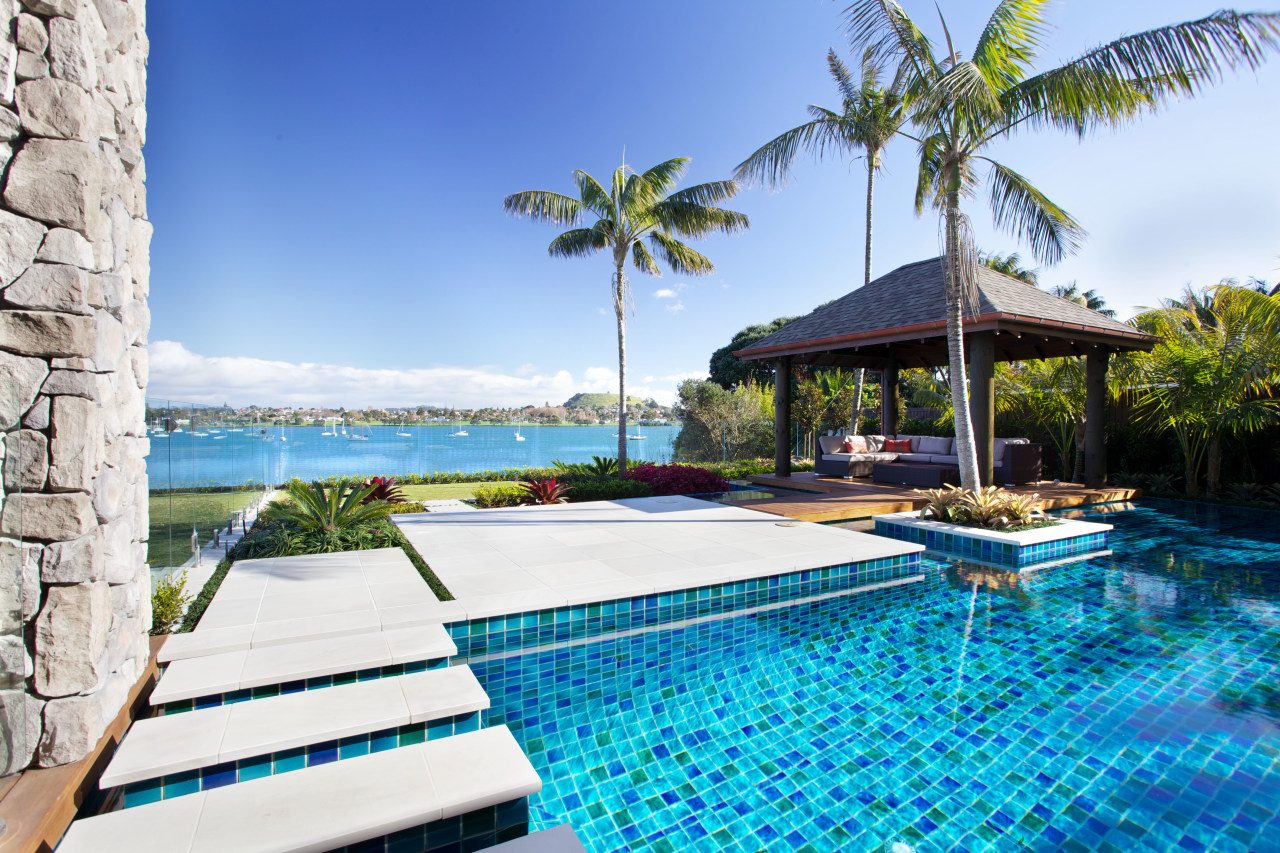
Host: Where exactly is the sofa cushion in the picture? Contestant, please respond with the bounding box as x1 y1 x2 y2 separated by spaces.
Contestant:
861 452 901 463
818 435 845 455
847 435 869 453
864 435 886 451
929 454 960 466
918 436 952 455
896 453 935 464
884 438 911 453
992 437 1029 463
896 434 923 452
822 452 854 461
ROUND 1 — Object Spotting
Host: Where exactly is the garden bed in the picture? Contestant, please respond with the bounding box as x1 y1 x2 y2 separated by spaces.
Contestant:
872 511 1112 569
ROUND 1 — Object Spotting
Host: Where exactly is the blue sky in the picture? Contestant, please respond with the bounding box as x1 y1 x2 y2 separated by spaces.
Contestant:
145 1 1279 408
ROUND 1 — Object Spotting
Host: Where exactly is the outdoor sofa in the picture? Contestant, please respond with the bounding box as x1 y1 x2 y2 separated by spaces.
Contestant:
815 433 1042 485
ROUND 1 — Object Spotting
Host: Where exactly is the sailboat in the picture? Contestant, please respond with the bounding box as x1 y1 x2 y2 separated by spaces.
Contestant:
277 419 287 442
348 424 371 441
514 424 526 442
396 418 412 437
322 417 340 437
628 422 646 441
450 415 468 437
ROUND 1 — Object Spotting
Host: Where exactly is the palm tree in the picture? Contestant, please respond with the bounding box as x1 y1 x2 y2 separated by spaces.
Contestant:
1051 281 1115 317
504 158 748 472
736 48 908 434
1131 284 1280 494
846 0 1280 490
979 250 1037 285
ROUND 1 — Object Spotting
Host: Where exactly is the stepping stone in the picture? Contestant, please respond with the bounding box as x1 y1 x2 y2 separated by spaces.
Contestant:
101 666 489 790
149 625 456 708
58 727 541 853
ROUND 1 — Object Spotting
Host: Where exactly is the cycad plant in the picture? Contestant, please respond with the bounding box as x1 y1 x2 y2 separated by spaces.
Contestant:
737 48 907 433
261 481 394 531
505 158 748 473
1131 284 1280 494
845 0 1280 490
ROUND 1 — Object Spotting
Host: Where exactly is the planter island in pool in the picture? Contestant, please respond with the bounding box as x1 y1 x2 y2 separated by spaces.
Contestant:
872 510 1112 569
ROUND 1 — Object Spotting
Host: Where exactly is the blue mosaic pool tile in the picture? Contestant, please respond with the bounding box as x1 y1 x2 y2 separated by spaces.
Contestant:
467 499 1280 851
874 517 1109 566
155 657 449 715
330 797 529 853
446 552 921 659
117 712 485 808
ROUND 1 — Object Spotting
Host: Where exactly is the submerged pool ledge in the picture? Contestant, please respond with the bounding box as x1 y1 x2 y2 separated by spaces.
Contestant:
872 511 1112 568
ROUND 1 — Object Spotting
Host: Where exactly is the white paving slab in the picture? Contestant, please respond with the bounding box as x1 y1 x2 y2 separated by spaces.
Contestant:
63 727 540 853
394 495 924 621
151 625 457 706
102 667 491 788
160 548 447 662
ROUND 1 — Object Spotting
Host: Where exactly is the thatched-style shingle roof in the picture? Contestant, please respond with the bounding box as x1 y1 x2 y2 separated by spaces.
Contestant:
736 257 1156 369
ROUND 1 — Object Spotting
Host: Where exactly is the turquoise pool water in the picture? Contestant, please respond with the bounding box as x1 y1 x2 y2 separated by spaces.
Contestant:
471 500 1280 851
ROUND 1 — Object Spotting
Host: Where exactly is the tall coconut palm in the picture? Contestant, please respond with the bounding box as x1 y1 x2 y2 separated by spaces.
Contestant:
1051 281 1114 317
1132 284 1280 494
736 48 908 434
978 250 1037 285
846 0 1280 490
504 158 748 472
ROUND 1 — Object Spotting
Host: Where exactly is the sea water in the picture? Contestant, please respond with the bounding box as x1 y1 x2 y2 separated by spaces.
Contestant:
145 424 680 488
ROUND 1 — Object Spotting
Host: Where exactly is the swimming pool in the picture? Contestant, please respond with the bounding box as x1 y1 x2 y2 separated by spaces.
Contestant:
470 499 1280 851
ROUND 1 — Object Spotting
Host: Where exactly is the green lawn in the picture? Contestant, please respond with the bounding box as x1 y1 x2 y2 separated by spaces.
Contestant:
397 482 517 501
148 490 262 568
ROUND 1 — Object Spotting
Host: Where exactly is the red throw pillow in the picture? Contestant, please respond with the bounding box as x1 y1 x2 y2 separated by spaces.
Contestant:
841 436 856 453
885 438 912 453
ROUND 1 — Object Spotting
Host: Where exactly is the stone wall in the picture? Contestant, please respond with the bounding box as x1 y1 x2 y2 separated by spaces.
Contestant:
0 0 149 771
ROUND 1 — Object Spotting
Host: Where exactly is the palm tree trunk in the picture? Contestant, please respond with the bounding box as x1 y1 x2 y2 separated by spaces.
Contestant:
850 155 875 436
850 371 865 434
1071 419 1085 483
615 263 628 474
943 197 980 491
1206 434 1222 493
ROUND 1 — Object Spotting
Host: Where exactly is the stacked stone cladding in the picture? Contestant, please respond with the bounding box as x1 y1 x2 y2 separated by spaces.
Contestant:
0 0 150 771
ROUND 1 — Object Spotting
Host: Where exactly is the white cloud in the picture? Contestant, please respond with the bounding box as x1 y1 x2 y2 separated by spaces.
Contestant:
664 299 685 314
146 341 680 407
597 307 609 316
654 288 679 299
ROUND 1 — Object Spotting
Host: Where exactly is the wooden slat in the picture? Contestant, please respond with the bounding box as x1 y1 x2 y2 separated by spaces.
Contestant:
0 636 165 853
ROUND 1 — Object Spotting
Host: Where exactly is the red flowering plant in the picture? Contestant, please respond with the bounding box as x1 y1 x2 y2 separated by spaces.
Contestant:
622 464 729 496
520 478 573 505
361 476 407 504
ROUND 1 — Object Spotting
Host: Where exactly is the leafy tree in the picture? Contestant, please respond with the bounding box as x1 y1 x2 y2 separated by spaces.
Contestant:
979 250 1037 285
737 48 908 432
1131 284 1280 494
505 157 748 473
708 317 799 389
673 378 774 461
846 0 1280 490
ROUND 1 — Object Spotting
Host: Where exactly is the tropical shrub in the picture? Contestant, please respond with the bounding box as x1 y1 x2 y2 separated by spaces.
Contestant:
917 486 1049 531
520 478 573 505
150 570 192 635
387 501 428 514
473 483 526 508
624 463 729 496
552 456 618 477
361 476 407 504
262 481 394 531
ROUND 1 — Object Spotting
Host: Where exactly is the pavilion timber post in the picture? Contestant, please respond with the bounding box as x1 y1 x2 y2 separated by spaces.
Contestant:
1085 347 1110 488
774 356 792 477
969 332 996 486
881 356 899 438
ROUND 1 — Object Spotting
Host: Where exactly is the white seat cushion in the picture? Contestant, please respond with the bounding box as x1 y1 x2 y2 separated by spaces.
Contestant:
896 453 934 464
917 436 953 455
929 455 960 466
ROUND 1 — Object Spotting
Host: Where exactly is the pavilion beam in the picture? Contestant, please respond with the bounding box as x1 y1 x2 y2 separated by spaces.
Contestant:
1085 347 1109 488
969 331 996 486
774 356 791 477
881 354 899 437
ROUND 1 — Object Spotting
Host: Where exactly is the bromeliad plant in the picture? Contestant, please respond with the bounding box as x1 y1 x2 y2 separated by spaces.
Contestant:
917 485 1049 530
361 476 407 504
261 481 395 532
520 478 573 505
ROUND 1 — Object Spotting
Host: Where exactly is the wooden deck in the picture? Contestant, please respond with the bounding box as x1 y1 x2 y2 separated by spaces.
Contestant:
743 473 1140 523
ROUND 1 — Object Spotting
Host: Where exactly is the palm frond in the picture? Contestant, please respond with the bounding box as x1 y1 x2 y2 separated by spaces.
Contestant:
913 134 946 214
649 231 716 276
631 240 662 276
665 180 742 208
502 190 582 225
830 48 861 103
548 227 610 259
572 170 613 218
843 0 937 78
972 0 1053 88
734 117 855 188
985 160 1084 265
639 157 689 196
651 198 750 238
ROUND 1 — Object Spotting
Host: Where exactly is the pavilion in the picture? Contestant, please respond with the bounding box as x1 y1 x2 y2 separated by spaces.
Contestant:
734 257 1159 488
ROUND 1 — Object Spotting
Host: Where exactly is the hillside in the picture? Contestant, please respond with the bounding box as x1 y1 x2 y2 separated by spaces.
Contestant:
563 393 647 409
